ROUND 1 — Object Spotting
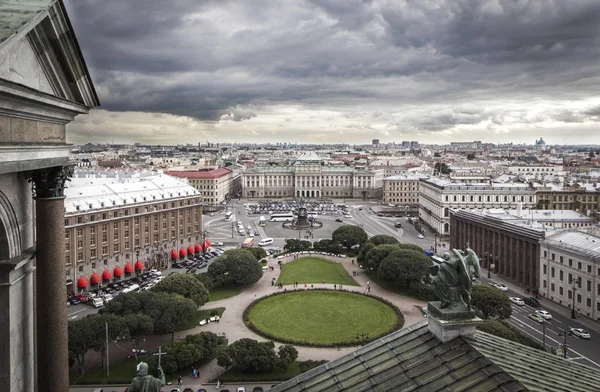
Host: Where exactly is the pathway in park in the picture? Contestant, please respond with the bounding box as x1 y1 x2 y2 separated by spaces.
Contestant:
185 253 427 384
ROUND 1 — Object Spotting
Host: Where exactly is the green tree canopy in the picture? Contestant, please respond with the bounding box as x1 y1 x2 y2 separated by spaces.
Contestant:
357 242 375 264
195 272 214 290
284 238 312 251
85 313 129 369
68 317 92 373
221 249 263 285
223 338 279 373
247 247 267 261
277 344 299 371
471 285 512 320
377 249 432 288
369 235 399 246
466 153 476 160
332 225 368 249
434 162 452 174
123 313 154 357
207 259 229 283
398 243 425 252
364 244 401 271
152 273 209 306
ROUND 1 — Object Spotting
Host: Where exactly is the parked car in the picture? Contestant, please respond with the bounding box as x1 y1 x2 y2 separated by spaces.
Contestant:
535 310 552 320
103 294 114 304
570 328 591 339
523 297 540 307
528 313 545 323
490 283 508 292
509 297 525 306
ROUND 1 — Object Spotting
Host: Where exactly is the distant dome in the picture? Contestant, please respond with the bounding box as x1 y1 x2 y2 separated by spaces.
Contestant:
536 138 546 145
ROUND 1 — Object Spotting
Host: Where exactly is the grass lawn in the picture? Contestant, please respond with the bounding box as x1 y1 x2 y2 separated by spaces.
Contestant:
177 307 226 331
277 257 359 286
209 280 242 302
211 361 304 383
70 358 138 385
247 290 399 345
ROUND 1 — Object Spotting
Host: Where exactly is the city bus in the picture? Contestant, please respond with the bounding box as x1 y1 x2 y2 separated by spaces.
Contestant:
259 216 266 226
270 212 294 222
225 211 233 221
241 237 254 248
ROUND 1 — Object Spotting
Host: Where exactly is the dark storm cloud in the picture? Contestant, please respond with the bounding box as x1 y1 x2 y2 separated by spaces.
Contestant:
64 0 600 127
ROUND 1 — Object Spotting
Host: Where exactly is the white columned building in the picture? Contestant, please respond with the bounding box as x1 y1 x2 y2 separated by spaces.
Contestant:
419 177 537 237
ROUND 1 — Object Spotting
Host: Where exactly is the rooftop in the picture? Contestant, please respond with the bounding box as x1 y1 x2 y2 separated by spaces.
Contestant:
272 320 600 392
64 172 198 214
164 168 232 179
543 230 600 259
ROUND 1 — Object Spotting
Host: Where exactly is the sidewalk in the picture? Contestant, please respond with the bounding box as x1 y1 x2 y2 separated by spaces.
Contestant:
479 267 600 333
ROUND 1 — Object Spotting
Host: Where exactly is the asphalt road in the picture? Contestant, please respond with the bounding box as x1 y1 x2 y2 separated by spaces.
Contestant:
480 276 600 369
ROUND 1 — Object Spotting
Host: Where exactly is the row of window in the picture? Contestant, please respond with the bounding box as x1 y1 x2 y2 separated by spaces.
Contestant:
67 199 199 226
542 252 596 274
442 194 534 203
543 281 600 311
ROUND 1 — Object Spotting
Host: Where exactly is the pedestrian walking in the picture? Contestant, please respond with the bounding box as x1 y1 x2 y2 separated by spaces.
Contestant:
178 376 183 387
334 284 337 290
192 368 197 379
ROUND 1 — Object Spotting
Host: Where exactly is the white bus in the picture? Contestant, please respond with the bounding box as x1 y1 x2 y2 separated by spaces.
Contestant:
225 211 233 221
259 216 266 227
270 212 294 222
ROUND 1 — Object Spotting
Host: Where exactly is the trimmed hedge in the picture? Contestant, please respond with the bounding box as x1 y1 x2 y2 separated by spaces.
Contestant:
243 288 405 347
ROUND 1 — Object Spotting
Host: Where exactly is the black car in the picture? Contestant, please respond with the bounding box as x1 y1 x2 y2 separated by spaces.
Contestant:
335 218 343 222
68 296 81 305
523 297 540 307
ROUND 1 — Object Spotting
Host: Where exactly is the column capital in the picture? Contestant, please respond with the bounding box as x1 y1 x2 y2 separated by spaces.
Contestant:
27 165 74 199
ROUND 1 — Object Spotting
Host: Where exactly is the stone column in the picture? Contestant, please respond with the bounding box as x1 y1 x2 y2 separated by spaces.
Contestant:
28 165 73 392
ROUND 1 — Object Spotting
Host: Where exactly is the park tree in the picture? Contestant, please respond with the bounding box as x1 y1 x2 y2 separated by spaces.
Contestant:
377 249 432 288
332 225 368 249
313 239 333 251
148 293 197 341
224 338 279 373
277 344 299 371
398 243 425 252
284 238 312 251
434 162 452 175
152 273 210 306
222 249 263 285
68 317 92 373
357 242 375 264
123 313 154 359
471 285 512 320
364 244 401 271
368 235 399 246
216 349 233 369
466 153 476 160
207 259 229 283
86 313 129 369
195 272 214 290
247 246 267 261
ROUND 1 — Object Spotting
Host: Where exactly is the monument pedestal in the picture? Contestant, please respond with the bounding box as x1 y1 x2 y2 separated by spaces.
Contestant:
424 302 482 343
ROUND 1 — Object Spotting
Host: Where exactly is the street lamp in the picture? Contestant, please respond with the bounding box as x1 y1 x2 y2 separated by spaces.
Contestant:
487 253 493 279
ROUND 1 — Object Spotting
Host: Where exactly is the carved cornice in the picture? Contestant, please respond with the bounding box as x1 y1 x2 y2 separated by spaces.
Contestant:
27 165 74 199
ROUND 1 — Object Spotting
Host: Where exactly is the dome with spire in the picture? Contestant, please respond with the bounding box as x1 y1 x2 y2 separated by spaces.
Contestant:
535 137 546 146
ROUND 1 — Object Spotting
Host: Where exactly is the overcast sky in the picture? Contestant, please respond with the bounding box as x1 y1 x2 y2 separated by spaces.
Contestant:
64 0 600 145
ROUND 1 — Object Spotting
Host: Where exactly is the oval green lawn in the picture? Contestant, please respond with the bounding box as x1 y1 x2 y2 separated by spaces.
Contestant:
247 290 400 345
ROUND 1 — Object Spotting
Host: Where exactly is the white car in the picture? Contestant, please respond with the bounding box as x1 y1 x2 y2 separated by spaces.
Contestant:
535 310 552 320
149 269 162 276
417 234 425 239
215 241 224 246
509 297 525 306
492 283 508 292
570 328 591 339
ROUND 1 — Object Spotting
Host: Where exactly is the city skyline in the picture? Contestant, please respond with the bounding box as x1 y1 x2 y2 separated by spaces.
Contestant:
64 0 600 145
